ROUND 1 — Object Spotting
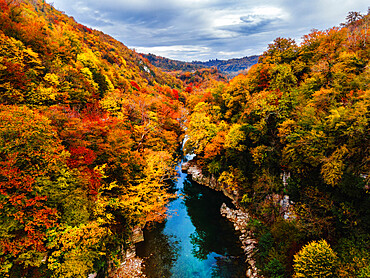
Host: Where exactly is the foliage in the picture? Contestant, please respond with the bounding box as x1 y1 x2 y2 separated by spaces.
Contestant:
293 239 338 278
46 222 107 278
1 1 369 276
141 52 259 76
185 10 370 278
0 105 63 275
0 0 185 276
335 236 370 278
264 258 286 278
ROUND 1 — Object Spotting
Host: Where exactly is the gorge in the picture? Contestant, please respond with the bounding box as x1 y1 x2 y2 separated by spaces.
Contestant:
136 156 247 277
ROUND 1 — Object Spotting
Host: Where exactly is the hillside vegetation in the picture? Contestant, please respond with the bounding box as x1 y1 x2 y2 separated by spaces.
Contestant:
185 11 370 278
141 52 259 76
192 55 259 76
1 0 369 277
0 0 186 277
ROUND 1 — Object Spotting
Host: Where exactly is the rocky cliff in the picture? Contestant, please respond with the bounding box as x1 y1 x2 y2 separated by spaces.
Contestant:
182 161 240 205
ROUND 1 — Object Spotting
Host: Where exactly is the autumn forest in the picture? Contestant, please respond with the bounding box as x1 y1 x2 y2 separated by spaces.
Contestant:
0 0 369 277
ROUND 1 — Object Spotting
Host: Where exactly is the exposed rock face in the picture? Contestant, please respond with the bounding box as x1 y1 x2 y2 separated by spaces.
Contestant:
110 246 146 278
181 161 191 172
183 161 239 205
131 226 144 244
220 203 260 278
110 226 145 278
275 194 295 220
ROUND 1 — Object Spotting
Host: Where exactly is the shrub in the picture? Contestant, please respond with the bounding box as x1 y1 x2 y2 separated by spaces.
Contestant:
264 258 286 278
293 239 338 278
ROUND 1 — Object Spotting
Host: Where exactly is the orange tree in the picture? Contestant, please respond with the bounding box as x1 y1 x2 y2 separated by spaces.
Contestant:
0 105 93 276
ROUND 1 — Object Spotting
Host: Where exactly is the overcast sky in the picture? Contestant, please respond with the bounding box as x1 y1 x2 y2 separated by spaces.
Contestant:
48 0 368 61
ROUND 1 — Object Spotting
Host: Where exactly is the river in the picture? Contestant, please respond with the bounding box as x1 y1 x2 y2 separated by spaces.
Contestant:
136 158 246 277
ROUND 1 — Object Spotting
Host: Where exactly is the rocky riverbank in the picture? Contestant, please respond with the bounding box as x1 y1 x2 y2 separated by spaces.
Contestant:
109 227 145 278
182 161 239 205
109 246 146 278
220 203 259 278
183 160 261 278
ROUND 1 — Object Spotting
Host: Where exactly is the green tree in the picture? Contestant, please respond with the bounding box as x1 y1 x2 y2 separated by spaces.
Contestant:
293 239 338 278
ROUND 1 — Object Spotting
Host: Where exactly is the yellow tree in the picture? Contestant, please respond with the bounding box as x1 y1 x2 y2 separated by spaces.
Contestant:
293 239 338 278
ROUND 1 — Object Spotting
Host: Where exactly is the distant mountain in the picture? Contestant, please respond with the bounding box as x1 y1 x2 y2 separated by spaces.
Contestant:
192 56 260 76
140 53 259 76
140 53 205 73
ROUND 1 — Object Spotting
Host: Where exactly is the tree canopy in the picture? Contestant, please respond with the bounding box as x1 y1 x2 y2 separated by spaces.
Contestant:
185 10 369 278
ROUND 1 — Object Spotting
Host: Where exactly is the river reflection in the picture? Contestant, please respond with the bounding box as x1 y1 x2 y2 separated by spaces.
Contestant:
137 221 180 277
136 165 246 278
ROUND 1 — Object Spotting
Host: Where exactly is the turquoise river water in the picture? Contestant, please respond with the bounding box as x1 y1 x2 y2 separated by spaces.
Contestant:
136 158 246 278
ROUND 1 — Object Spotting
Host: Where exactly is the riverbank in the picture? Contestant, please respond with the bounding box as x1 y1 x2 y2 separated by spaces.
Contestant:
109 247 146 278
182 160 261 278
220 204 259 278
181 160 239 205
109 227 146 278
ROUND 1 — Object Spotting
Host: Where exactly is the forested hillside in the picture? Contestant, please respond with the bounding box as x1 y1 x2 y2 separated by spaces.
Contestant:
1 0 369 277
141 52 259 76
140 53 206 73
185 11 370 278
192 55 259 76
0 0 186 277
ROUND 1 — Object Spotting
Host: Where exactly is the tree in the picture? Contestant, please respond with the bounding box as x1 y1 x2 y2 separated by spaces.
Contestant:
293 239 338 278
46 222 107 278
0 105 64 274
0 32 44 104
185 102 218 155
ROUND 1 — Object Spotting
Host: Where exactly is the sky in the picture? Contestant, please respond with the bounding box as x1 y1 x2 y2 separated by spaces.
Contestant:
49 0 369 61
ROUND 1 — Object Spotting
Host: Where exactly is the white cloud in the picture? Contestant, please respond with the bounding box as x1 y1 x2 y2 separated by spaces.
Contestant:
135 45 212 61
49 0 369 61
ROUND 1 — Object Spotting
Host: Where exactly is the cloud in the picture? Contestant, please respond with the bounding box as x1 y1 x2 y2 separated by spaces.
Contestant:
49 0 369 61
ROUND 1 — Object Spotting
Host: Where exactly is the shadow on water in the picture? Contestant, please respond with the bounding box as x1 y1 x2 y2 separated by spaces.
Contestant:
183 179 241 258
136 221 180 278
136 169 246 278
183 179 246 277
